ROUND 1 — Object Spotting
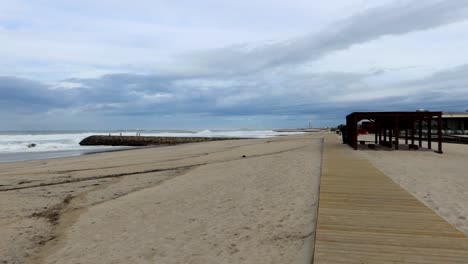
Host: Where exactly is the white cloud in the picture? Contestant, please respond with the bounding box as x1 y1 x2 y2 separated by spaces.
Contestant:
49 81 86 90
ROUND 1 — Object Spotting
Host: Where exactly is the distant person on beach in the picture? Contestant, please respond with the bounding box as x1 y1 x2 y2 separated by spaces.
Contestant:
340 125 348 144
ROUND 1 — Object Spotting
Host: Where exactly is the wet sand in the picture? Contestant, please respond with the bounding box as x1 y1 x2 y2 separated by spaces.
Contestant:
0 146 138 163
0 133 323 264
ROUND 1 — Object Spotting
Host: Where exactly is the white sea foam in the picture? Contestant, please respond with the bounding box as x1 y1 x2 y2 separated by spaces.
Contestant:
0 132 109 153
0 130 305 154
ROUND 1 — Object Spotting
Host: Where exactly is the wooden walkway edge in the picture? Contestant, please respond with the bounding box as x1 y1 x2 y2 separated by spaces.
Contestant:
313 134 468 263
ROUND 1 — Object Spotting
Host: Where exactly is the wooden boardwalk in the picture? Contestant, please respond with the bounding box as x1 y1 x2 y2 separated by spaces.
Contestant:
313 135 468 263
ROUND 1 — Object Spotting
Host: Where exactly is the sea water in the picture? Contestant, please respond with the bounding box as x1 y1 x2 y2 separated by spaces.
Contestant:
0 130 305 162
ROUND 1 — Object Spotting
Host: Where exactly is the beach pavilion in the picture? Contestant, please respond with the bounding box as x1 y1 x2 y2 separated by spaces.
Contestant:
345 111 443 153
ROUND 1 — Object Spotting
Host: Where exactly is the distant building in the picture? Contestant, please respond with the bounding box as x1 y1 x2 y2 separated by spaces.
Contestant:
442 112 468 135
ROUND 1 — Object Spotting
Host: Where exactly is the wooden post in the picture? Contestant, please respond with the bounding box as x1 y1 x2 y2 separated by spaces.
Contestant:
395 117 399 150
411 119 415 146
383 126 387 144
379 125 382 143
405 128 408 145
418 119 423 148
346 116 350 148
389 123 393 149
444 119 448 136
353 115 358 150
375 122 378 144
437 115 443 154
379 120 383 143
428 118 432 150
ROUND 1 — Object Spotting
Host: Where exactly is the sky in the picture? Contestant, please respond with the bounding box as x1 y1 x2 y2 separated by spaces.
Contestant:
1 0 468 130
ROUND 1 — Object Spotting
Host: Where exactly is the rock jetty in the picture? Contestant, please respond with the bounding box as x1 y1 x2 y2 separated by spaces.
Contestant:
79 135 243 146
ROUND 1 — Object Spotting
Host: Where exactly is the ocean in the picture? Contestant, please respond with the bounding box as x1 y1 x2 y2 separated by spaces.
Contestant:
0 130 305 163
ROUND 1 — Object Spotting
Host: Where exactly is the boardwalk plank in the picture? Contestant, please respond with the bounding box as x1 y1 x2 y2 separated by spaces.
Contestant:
313 135 468 263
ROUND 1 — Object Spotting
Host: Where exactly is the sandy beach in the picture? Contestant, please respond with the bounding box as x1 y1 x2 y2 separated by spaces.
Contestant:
0 133 323 264
3 131 468 263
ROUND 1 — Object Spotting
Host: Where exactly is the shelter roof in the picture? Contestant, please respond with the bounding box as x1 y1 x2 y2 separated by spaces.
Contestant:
442 112 468 118
346 111 442 121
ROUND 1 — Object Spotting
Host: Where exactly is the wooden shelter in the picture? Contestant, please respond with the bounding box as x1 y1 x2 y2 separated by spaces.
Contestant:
346 111 443 153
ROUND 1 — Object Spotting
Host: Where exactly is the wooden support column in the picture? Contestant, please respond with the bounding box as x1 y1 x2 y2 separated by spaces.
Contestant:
383 125 387 144
389 123 393 149
395 117 400 150
461 120 464 135
428 118 432 150
437 115 443 154
346 116 351 148
379 125 382 143
444 120 448 136
411 119 415 146
405 127 408 145
418 119 423 148
375 122 378 144
353 115 358 150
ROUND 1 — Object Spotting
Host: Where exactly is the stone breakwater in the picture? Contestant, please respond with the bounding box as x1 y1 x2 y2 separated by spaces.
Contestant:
79 135 244 146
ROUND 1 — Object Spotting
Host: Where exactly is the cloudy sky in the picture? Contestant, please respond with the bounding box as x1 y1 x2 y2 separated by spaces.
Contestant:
1 0 468 130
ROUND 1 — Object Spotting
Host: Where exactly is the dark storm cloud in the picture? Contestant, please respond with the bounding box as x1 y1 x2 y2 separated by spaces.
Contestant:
1 62 467 121
0 76 71 113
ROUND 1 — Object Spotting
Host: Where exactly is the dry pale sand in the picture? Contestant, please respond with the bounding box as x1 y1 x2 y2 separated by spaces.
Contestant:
0 133 324 264
356 134 468 235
